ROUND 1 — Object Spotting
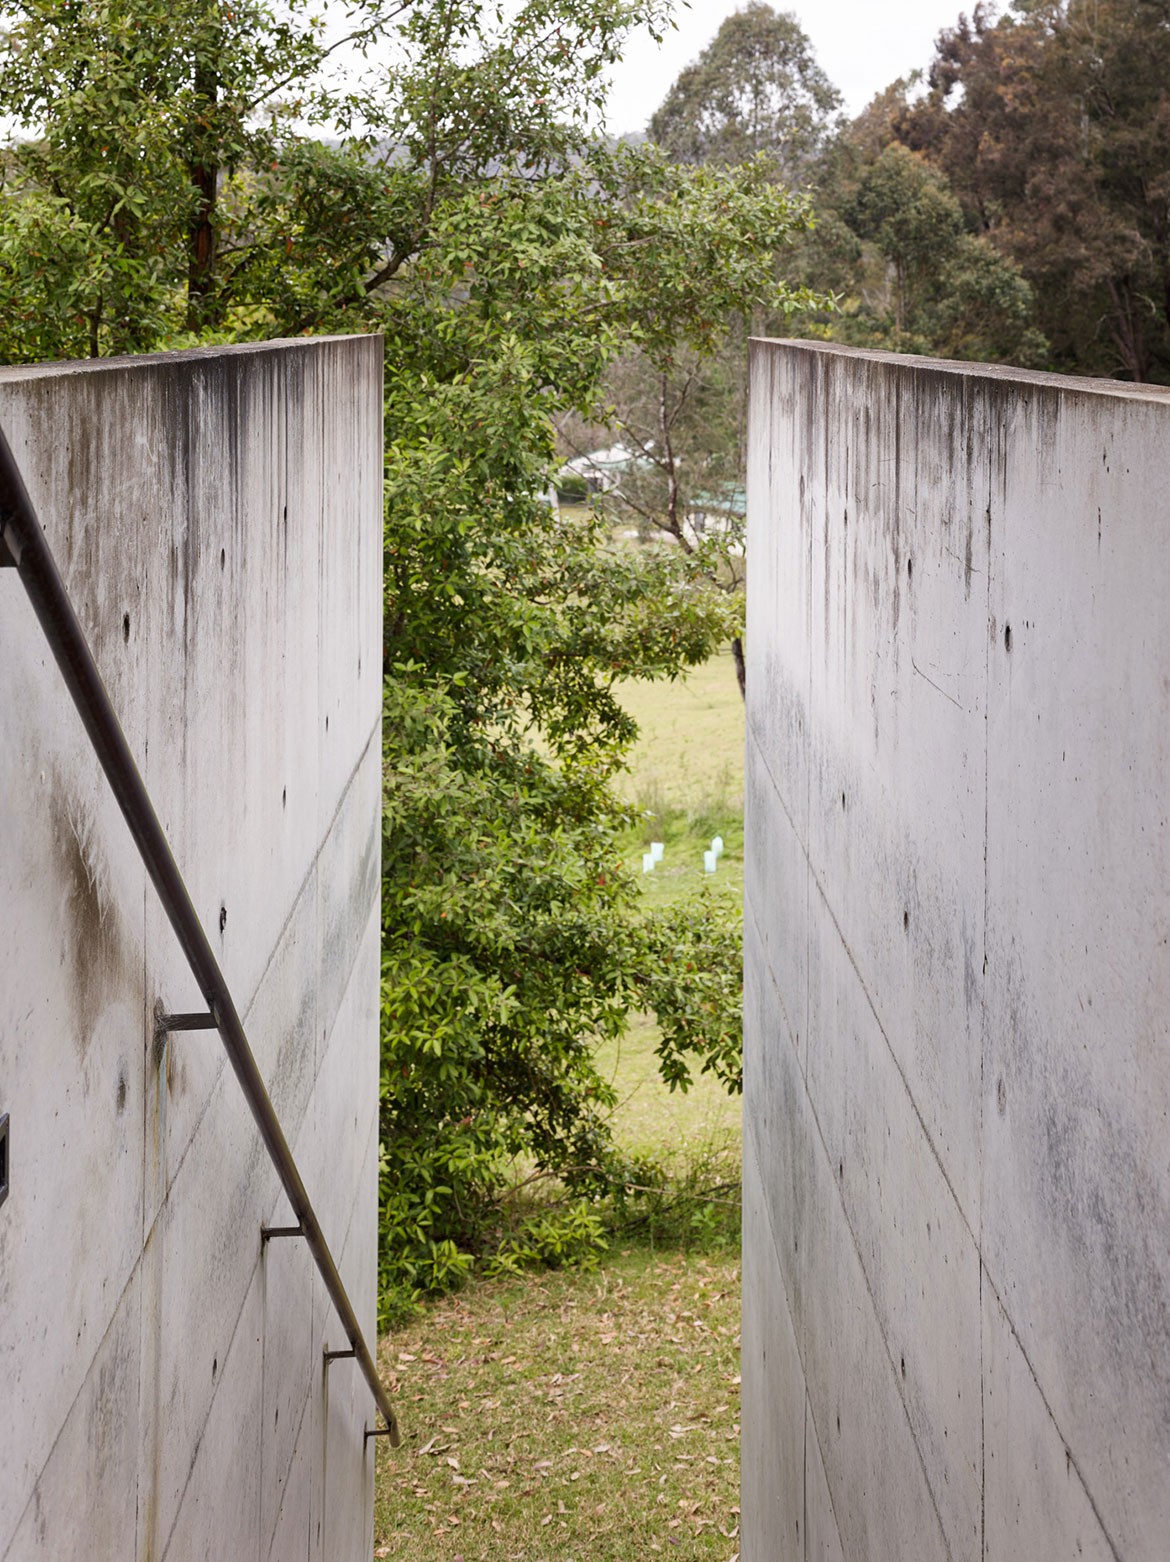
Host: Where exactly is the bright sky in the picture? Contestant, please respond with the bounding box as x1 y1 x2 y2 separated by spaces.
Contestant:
605 0 969 132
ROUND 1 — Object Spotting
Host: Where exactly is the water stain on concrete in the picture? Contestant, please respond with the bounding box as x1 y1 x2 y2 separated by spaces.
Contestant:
48 779 138 1064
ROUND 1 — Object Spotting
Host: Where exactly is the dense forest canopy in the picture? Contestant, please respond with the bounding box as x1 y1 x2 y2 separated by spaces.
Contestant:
896 0 1170 382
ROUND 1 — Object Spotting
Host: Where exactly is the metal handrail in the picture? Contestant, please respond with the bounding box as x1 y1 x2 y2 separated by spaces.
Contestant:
0 425 399 1448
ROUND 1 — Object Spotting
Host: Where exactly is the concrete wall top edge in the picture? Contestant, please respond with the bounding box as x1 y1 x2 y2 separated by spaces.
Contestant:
0 332 383 385
751 335 1170 406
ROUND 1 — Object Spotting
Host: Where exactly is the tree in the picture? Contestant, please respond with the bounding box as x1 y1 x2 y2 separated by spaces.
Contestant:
582 6 838 702
897 0 1170 382
0 0 813 1312
565 335 752 693
647 1 842 176
835 141 1046 362
556 148 820 699
371 138 812 1310
0 0 409 354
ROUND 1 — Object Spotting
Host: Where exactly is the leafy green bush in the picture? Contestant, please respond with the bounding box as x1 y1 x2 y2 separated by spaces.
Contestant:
481 1201 609 1280
603 1138 741 1254
377 679 631 1322
641 890 743 1096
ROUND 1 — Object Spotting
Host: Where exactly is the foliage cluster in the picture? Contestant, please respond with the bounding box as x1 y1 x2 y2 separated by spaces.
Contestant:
580 3 1054 603
648 0 841 177
895 0 1170 383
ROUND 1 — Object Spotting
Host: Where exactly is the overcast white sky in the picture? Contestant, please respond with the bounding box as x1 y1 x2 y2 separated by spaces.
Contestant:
604 0 970 133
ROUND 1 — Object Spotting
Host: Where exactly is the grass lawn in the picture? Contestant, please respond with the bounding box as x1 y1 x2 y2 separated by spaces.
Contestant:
596 1012 740 1159
615 643 744 911
374 1249 741 1561
605 646 745 1155
374 646 746 1560
615 646 744 812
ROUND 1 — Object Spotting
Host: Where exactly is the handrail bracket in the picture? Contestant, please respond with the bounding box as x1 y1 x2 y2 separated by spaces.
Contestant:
156 1011 217 1034
262 1224 305 1243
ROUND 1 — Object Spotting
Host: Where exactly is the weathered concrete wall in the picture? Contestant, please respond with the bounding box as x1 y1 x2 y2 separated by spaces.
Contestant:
0 337 384 1562
743 339 1170 1562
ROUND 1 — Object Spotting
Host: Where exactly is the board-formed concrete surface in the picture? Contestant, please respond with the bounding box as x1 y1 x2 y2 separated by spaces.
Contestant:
743 340 1170 1562
0 337 384 1562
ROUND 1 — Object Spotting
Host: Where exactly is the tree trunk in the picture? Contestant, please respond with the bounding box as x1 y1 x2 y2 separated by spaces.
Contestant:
186 61 219 332
1107 276 1150 382
186 160 218 332
731 636 746 701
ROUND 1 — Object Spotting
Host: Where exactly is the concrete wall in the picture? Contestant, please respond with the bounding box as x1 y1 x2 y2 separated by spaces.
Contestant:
0 337 384 1562
743 340 1170 1562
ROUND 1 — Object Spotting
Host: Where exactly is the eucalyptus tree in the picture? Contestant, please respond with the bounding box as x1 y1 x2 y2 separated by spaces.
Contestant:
647 0 842 175
897 0 1170 382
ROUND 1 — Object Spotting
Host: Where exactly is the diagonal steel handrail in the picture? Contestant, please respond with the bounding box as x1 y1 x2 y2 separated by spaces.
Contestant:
0 424 399 1449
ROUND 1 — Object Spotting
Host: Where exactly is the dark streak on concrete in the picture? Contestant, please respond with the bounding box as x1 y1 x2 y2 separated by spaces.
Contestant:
48 781 137 1062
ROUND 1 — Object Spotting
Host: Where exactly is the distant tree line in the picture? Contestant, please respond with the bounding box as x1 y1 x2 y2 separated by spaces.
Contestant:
645 0 1170 382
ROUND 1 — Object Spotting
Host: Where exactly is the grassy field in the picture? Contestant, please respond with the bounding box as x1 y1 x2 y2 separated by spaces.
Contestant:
374 650 745 1560
596 1011 740 1158
615 647 744 926
615 647 745 812
374 1250 740 1561
604 647 745 1153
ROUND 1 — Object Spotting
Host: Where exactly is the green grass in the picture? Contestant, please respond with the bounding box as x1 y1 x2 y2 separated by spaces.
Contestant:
615 647 744 811
620 805 743 914
596 1012 740 1159
606 644 744 1156
374 1249 741 1561
615 643 744 912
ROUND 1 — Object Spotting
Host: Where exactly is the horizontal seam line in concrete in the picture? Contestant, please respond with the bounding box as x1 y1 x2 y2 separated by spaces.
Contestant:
1 1252 143 1560
745 704 1123 1562
160 710 381 1208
